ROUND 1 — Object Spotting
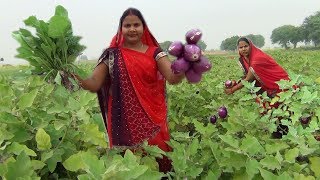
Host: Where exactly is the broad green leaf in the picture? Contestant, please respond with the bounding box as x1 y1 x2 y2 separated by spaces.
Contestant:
258 168 277 180
260 155 281 170
293 173 316 180
246 159 260 179
78 91 96 107
55 5 69 17
77 174 93 180
265 142 290 154
63 151 86 172
284 148 299 163
48 15 71 38
239 135 264 155
220 152 246 170
309 157 320 177
81 151 105 179
41 150 54 162
187 167 203 178
31 160 46 170
76 107 91 123
0 124 14 144
35 128 52 151
140 156 159 171
315 77 320 84
189 138 199 156
24 16 39 28
79 123 107 148
46 148 64 172
5 152 34 179
134 169 164 180
67 96 82 110
301 87 317 104
17 89 39 109
219 134 239 148
0 84 14 98
6 142 37 156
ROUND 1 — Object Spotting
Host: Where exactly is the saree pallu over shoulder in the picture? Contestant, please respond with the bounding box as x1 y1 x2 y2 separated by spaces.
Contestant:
97 47 166 148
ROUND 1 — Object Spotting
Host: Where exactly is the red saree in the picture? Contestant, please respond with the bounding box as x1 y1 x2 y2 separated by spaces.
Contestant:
96 27 171 152
238 40 289 97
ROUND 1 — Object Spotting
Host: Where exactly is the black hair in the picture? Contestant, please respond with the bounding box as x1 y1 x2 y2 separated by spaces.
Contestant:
237 37 250 46
119 7 147 28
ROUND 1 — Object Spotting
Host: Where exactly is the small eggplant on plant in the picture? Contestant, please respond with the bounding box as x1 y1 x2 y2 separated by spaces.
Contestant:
210 115 218 124
218 106 228 119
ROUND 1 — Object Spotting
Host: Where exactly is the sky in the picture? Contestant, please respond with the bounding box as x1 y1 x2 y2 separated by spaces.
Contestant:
1 0 320 65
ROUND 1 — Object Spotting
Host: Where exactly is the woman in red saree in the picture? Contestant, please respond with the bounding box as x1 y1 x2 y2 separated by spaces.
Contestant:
225 37 289 97
225 37 290 138
74 8 184 172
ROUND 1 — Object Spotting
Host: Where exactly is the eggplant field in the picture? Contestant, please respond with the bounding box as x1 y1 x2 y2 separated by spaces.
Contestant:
0 49 320 179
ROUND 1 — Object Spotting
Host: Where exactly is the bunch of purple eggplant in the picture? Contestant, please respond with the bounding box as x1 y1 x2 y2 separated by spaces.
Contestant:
168 29 212 83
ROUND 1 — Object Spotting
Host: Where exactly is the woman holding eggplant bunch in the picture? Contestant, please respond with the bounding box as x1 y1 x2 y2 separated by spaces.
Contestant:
72 7 185 173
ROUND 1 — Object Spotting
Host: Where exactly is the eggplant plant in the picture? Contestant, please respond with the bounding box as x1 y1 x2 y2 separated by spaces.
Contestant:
12 5 86 91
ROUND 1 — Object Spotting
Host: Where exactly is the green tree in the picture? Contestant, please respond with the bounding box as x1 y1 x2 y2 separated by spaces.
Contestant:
159 41 172 52
220 36 240 51
271 25 301 49
290 26 304 48
197 40 207 51
302 11 320 47
246 34 265 48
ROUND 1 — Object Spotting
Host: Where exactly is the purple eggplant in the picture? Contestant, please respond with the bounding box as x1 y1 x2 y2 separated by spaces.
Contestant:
185 68 202 83
168 41 184 57
218 106 228 119
185 29 202 44
192 56 212 73
171 57 191 74
184 44 201 62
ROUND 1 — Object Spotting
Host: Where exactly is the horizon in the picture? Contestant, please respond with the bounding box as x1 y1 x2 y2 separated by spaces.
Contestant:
0 0 319 64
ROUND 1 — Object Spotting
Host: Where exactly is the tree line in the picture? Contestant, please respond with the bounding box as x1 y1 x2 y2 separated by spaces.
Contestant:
160 10 320 51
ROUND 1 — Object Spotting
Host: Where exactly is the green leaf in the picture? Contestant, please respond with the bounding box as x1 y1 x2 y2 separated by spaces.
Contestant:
219 134 239 148
301 87 318 104
246 159 260 179
5 152 34 179
6 142 37 157
260 155 281 170
35 128 52 151
17 89 39 109
258 168 277 180
41 150 54 162
63 151 86 172
265 141 289 154
140 157 159 171
284 148 299 163
46 148 64 172
48 15 71 38
31 160 46 170
55 5 69 17
79 123 107 148
134 169 164 180
81 151 105 179
309 156 320 177
239 135 264 155
0 124 14 144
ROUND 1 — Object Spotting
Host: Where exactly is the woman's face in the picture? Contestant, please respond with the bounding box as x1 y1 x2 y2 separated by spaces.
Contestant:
238 41 250 58
121 15 144 44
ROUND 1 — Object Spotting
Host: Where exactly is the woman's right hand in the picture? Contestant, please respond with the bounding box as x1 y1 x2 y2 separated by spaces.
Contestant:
73 63 109 92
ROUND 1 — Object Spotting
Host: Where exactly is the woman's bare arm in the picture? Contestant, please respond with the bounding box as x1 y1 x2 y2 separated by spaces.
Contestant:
74 63 109 92
225 69 256 94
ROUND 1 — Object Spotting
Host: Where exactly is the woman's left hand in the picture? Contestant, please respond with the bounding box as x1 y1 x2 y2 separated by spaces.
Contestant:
224 88 233 95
